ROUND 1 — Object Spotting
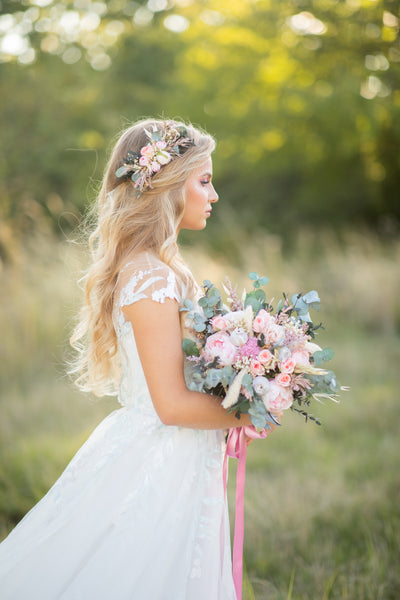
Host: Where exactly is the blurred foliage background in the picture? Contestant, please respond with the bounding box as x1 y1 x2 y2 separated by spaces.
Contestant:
1 0 400 598
0 0 399 254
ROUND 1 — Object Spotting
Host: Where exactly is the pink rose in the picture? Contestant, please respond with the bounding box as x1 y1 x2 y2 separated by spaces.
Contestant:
250 359 264 377
151 161 161 172
280 357 296 373
140 144 154 157
258 348 273 366
275 373 291 387
252 309 273 334
292 350 310 366
205 332 237 366
263 382 293 412
211 315 228 331
139 156 149 166
156 140 167 149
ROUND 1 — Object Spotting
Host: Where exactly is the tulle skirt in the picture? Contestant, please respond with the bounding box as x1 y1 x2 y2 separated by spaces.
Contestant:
0 406 236 599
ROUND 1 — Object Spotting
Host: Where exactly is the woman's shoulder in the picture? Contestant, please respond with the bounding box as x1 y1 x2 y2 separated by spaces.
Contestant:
116 251 186 308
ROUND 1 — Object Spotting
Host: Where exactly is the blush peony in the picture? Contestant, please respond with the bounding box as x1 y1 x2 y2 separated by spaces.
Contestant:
262 381 293 412
205 332 237 366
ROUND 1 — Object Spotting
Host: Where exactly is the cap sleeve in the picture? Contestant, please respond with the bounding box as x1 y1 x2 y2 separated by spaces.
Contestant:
116 253 183 311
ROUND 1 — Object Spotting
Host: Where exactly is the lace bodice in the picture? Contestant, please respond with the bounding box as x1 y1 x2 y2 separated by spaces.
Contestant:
113 252 187 415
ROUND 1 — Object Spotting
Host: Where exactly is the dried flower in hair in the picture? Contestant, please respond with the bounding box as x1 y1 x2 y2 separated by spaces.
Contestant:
115 121 195 195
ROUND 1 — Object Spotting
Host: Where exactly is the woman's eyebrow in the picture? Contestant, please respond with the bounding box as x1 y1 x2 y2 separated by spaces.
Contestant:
200 172 212 178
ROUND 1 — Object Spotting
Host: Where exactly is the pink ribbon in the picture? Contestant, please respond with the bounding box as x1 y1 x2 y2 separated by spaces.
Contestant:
223 425 269 600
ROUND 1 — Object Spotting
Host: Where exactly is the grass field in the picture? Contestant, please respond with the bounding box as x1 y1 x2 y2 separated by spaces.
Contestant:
1 230 399 599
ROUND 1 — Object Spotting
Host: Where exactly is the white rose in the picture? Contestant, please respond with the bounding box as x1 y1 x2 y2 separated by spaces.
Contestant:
230 327 248 347
252 376 270 397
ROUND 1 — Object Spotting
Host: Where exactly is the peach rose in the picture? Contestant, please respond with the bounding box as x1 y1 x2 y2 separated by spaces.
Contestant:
258 348 274 366
211 315 228 331
139 155 149 166
275 373 291 387
205 332 237 366
250 359 264 377
280 357 296 373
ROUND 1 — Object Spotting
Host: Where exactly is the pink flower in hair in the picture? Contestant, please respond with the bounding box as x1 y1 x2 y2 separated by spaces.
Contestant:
139 156 149 166
156 140 167 150
151 161 161 172
140 144 154 158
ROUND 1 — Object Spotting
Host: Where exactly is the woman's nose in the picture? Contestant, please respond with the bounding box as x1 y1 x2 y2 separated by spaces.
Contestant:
210 184 218 203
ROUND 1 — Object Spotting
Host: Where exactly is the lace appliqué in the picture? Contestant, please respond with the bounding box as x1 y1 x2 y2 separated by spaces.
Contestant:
118 266 181 310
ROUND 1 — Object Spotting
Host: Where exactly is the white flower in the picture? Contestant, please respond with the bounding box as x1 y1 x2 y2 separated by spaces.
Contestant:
252 376 270 396
277 346 291 362
230 327 248 347
305 341 322 354
157 150 171 165
224 305 254 334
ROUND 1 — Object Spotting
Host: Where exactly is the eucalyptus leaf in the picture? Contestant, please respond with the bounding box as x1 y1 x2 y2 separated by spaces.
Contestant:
248 272 259 280
258 276 270 286
184 298 194 311
241 373 254 394
219 366 234 387
322 347 335 362
182 339 199 357
205 369 221 388
302 290 321 311
115 165 131 177
244 296 261 312
312 350 324 366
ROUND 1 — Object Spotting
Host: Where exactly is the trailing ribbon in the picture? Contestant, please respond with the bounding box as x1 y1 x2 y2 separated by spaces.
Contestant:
223 425 269 600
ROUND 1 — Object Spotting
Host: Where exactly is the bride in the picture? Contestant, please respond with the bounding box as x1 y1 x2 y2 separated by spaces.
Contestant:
0 118 275 599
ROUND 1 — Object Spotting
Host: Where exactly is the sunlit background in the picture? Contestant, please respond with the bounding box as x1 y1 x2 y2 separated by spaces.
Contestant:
1 1 399 598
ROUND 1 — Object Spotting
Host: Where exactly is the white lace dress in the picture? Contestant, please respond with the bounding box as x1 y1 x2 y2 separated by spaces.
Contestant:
0 253 236 600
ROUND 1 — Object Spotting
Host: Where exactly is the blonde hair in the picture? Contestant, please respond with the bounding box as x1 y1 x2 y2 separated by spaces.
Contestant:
70 118 216 396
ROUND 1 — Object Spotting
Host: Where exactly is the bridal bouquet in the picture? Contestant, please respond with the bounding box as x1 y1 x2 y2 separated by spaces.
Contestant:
182 273 343 429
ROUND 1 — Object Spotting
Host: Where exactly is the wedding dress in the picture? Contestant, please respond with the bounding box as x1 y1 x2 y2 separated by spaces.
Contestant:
0 252 236 600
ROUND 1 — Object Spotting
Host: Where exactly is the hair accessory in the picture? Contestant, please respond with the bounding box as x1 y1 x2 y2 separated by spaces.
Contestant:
115 120 195 194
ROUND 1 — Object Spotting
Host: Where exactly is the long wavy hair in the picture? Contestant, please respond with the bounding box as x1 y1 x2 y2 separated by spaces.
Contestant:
70 118 216 396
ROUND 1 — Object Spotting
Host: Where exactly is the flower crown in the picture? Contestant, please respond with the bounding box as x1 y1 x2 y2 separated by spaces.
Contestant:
115 120 195 194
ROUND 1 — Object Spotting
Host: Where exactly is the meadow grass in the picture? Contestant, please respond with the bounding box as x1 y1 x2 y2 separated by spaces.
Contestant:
0 230 399 599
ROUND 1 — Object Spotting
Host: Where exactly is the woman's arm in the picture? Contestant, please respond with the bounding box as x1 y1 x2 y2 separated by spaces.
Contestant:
122 298 256 429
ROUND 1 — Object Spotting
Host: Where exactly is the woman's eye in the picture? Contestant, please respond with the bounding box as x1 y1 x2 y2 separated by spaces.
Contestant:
200 180 210 186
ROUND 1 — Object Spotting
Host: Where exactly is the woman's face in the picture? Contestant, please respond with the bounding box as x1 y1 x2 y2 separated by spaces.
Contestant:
179 157 218 231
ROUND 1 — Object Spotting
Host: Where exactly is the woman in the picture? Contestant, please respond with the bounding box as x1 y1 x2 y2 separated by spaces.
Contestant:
0 118 275 599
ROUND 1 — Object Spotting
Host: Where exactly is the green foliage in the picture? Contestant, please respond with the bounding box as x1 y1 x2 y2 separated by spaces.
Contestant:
1 0 399 259
182 338 199 357
1 236 400 598
312 347 335 366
